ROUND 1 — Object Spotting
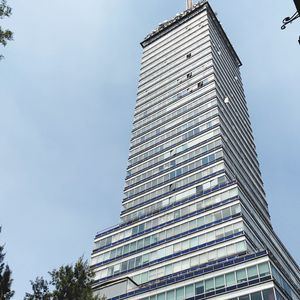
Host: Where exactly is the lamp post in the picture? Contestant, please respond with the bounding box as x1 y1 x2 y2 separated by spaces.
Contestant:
282 0 300 29
282 0 300 44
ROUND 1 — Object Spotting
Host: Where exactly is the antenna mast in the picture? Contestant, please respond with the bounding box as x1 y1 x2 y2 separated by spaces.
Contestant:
186 0 193 9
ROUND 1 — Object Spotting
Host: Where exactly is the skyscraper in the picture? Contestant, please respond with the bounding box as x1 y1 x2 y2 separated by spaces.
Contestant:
90 1 300 299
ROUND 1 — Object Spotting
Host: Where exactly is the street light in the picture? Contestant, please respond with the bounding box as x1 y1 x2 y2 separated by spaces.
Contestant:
282 0 300 44
282 0 300 30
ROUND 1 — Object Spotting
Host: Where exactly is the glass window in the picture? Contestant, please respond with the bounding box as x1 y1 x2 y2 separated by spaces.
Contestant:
236 241 246 252
239 295 250 300
215 275 225 289
165 264 173 275
121 261 127 272
130 242 137 252
215 228 224 239
225 272 236 287
247 266 258 280
139 223 145 232
132 226 139 235
206 232 215 243
176 287 184 300
150 296 156 300
208 250 217 261
191 256 199 267
149 269 157 281
262 289 275 300
251 291 262 300
157 293 165 300
190 237 198 248
166 290 174 300
181 259 190 270
182 240 189 251
142 254 150 264
217 247 226 258
236 269 247 283
258 263 270 277
223 207 231 218
195 281 204 295
128 258 135 270
173 262 181 273
215 211 222 221
174 243 181 253
137 240 144 249
123 244 130 254
185 284 194 298
144 236 151 247
205 278 214 292
135 256 142 267
141 272 148 283
189 220 197 230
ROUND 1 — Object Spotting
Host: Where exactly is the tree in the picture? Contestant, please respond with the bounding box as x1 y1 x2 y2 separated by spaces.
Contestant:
0 0 13 59
0 228 14 299
25 257 104 300
24 277 51 300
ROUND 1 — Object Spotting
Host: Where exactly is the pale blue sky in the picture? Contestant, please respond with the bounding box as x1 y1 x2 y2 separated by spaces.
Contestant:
0 0 299 298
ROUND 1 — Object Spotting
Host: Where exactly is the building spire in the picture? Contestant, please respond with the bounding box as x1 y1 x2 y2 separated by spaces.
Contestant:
186 0 193 9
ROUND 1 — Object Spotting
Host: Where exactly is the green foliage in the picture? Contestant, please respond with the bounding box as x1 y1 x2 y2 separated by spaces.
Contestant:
0 228 14 300
0 0 13 59
24 257 104 300
24 277 51 300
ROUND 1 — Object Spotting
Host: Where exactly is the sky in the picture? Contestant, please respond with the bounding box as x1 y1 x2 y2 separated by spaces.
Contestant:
0 0 299 298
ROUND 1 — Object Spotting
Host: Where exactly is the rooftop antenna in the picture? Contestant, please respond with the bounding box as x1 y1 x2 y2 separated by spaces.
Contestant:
186 0 193 9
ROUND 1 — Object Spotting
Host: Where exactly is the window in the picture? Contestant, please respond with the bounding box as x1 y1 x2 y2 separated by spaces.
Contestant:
185 284 194 297
236 241 246 253
141 272 148 283
262 289 275 300
128 258 135 270
215 275 225 289
247 266 258 280
239 296 250 300
236 269 247 283
166 290 175 300
205 278 214 292
195 282 204 295
258 263 270 277
251 292 262 300
121 261 127 272
191 256 199 267
225 272 236 287
135 256 142 267
157 293 165 300
176 287 184 300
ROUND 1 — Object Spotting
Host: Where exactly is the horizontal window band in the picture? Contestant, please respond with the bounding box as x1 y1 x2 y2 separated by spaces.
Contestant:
127 123 220 171
121 169 226 214
126 132 221 177
130 104 218 150
125 145 222 189
124 157 223 202
93 250 269 299
94 181 237 240
94 195 240 252
92 212 242 264
92 231 245 278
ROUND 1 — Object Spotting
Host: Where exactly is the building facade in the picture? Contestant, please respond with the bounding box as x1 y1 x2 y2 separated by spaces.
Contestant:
91 1 300 299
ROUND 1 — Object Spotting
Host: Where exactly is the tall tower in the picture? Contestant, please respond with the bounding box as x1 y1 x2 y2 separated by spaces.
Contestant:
91 1 300 299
